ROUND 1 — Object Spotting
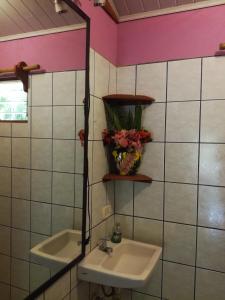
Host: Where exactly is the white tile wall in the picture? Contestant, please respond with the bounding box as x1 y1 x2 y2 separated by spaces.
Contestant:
167 58 201 101
5 52 225 300
137 62 167 101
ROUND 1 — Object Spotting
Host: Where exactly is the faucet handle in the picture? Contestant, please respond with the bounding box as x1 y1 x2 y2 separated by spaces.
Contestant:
98 237 110 248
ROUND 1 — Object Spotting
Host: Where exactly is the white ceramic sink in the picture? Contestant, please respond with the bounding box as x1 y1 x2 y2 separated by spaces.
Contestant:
31 229 81 269
78 238 162 288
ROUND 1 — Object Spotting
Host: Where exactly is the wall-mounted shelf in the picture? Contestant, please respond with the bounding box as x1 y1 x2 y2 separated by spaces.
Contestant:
103 173 152 183
102 94 155 105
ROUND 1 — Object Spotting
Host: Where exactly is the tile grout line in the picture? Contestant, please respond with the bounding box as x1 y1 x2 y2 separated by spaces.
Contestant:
73 71 77 231
28 75 33 294
9 119 12 298
193 57 204 300
160 60 169 300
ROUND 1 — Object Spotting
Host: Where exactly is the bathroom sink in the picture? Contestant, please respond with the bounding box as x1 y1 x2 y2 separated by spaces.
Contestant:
78 238 162 288
31 229 81 269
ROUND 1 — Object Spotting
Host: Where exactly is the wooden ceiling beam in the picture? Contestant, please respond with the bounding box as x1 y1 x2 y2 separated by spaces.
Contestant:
103 0 119 23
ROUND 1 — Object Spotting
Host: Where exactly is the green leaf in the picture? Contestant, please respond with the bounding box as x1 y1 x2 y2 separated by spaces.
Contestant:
127 109 134 129
105 103 122 130
134 105 142 130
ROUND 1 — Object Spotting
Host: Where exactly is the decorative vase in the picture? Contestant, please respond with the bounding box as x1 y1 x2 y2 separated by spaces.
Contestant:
107 147 143 176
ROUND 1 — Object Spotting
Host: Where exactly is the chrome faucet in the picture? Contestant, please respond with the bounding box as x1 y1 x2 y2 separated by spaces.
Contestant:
98 238 113 254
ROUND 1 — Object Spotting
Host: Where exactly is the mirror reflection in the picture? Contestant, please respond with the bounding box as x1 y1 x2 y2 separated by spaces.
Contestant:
0 1 87 299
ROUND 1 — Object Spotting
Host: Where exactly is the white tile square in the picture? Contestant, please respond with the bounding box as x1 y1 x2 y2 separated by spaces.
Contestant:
30 263 50 292
137 62 167 101
139 143 164 181
142 103 165 142
12 168 30 200
134 217 163 246
76 70 85 105
166 101 200 142
11 229 30 260
117 66 136 94
76 105 85 139
0 137 11 167
12 198 30 230
91 182 107 227
53 106 75 139
0 254 10 284
165 143 198 184
195 268 225 300
165 183 197 224
12 138 30 168
32 73 52 106
31 202 51 235
197 227 225 272
53 71 76 105
168 58 201 101
75 140 84 174
164 222 196 265
0 196 11 226
52 205 74 234
53 140 75 173
0 225 10 255
74 207 82 231
199 144 225 186
0 123 11 137
11 287 28 300
92 141 108 183
163 261 195 300
31 170 51 203
115 181 133 215
199 185 225 230
32 107 52 138
0 167 11 197
109 63 117 94
134 181 164 220
52 172 74 207
32 139 52 171
202 56 225 100
201 100 225 142
93 97 106 140
75 174 83 208
11 258 29 290
0 282 10 300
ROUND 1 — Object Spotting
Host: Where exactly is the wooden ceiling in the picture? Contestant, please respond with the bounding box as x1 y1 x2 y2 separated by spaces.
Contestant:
0 0 85 41
106 0 224 22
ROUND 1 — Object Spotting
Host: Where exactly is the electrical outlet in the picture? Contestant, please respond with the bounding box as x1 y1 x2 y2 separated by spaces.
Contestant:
102 205 112 218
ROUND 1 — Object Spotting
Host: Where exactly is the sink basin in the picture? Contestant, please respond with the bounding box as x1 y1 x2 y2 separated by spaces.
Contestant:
78 238 162 288
31 229 81 269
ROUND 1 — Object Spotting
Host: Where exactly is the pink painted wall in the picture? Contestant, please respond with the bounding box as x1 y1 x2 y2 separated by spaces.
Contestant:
117 4 225 66
77 0 117 64
1 1 225 69
0 29 86 71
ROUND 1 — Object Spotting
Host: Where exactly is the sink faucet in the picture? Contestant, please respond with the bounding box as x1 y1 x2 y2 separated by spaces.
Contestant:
98 238 113 254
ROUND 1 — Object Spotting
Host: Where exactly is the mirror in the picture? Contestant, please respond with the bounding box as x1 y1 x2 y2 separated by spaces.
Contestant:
0 1 89 299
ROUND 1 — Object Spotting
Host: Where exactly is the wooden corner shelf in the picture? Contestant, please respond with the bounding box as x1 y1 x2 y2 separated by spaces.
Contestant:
103 173 152 183
102 94 155 105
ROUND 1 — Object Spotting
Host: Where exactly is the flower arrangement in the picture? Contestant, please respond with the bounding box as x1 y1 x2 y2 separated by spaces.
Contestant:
102 104 152 175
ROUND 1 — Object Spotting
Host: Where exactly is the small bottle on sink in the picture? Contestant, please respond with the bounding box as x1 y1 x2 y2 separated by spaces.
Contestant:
111 222 122 243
